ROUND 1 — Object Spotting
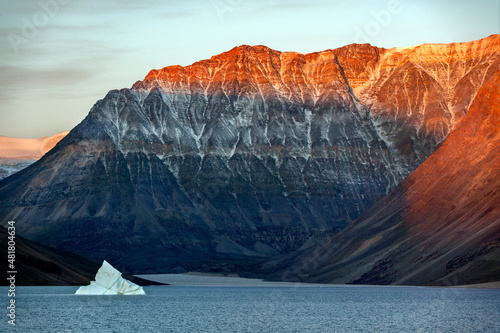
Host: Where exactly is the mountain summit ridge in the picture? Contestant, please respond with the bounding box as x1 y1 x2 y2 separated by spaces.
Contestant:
132 34 499 164
139 35 499 115
0 35 499 273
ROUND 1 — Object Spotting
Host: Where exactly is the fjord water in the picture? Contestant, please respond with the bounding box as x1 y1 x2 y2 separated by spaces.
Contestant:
1 285 499 332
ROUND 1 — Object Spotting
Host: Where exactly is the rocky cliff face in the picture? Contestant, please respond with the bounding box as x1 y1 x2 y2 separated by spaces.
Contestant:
273 69 500 285
0 35 498 273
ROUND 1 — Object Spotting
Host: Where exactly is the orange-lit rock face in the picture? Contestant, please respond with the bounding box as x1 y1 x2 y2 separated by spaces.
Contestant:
140 36 499 115
140 44 383 101
403 70 500 226
364 36 500 131
136 35 500 165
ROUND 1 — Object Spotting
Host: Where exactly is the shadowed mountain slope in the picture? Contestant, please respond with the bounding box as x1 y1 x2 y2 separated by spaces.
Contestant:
0 226 164 286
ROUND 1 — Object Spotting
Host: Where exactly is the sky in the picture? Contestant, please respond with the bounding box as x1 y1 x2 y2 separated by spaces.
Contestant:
0 0 498 138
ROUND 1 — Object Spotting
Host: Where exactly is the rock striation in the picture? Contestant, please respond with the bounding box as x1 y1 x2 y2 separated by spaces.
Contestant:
274 69 500 285
0 35 499 273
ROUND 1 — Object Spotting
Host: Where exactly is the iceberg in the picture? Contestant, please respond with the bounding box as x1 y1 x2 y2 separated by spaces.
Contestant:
75 260 145 295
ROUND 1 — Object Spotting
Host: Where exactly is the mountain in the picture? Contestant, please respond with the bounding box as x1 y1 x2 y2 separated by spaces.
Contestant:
0 131 69 180
0 225 164 286
0 35 499 274
0 131 69 159
272 69 500 286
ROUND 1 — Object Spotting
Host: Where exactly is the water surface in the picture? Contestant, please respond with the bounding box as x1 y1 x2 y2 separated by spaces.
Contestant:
1 284 498 332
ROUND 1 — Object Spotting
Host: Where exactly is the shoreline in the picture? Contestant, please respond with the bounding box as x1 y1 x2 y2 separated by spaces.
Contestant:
453 281 500 289
135 273 500 289
135 273 316 287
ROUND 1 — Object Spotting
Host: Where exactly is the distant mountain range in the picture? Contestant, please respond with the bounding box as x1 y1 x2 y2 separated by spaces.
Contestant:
0 35 498 283
0 131 68 180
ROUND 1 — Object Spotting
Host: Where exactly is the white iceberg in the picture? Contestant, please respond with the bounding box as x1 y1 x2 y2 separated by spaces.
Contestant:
75 260 145 295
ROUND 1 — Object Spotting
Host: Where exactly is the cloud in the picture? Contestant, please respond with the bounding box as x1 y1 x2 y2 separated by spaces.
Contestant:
0 64 97 100
155 8 201 20
264 0 325 11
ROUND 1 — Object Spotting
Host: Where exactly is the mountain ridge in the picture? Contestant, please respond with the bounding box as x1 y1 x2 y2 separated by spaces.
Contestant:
0 35 499 274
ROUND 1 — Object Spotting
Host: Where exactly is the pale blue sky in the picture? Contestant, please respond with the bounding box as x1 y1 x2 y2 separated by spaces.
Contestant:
0 0 498 138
